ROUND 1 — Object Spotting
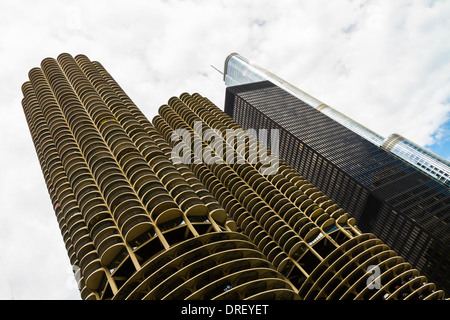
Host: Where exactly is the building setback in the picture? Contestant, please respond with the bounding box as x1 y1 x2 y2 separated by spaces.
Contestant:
22 53 446 300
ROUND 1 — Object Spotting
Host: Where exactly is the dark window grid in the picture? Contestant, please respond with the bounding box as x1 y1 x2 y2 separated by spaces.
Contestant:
355 156 407 185
370 169 410 192
232 85 450 276
326 167 340 197
299 147 311 177
388 214 408 248
306 153 320 184
378 210 396 240
395 190 449 218
305 148 317 179
305 124 359 149
374 174 426 202
320 164 336 195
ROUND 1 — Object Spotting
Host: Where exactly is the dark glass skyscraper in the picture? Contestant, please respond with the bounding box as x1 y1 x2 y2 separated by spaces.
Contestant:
224 69 450 293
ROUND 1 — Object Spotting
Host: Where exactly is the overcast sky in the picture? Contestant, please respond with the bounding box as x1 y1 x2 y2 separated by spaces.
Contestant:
0 0 449 300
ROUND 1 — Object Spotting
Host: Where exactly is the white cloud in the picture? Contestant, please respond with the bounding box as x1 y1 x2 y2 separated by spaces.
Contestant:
0 0 448 299
250 0 450 147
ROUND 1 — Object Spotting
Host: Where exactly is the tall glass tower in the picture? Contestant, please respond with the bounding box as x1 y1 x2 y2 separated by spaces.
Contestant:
22 53 446 300
223 54 450 293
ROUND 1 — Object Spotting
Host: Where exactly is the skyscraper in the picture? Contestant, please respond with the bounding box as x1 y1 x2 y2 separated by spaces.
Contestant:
223 54 450 293
22 53 446 300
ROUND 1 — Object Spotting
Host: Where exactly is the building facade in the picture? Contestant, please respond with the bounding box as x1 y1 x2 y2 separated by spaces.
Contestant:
223 62 450 293
22 53 446 300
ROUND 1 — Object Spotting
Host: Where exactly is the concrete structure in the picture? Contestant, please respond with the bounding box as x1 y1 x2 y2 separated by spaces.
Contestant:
224 53 450 186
